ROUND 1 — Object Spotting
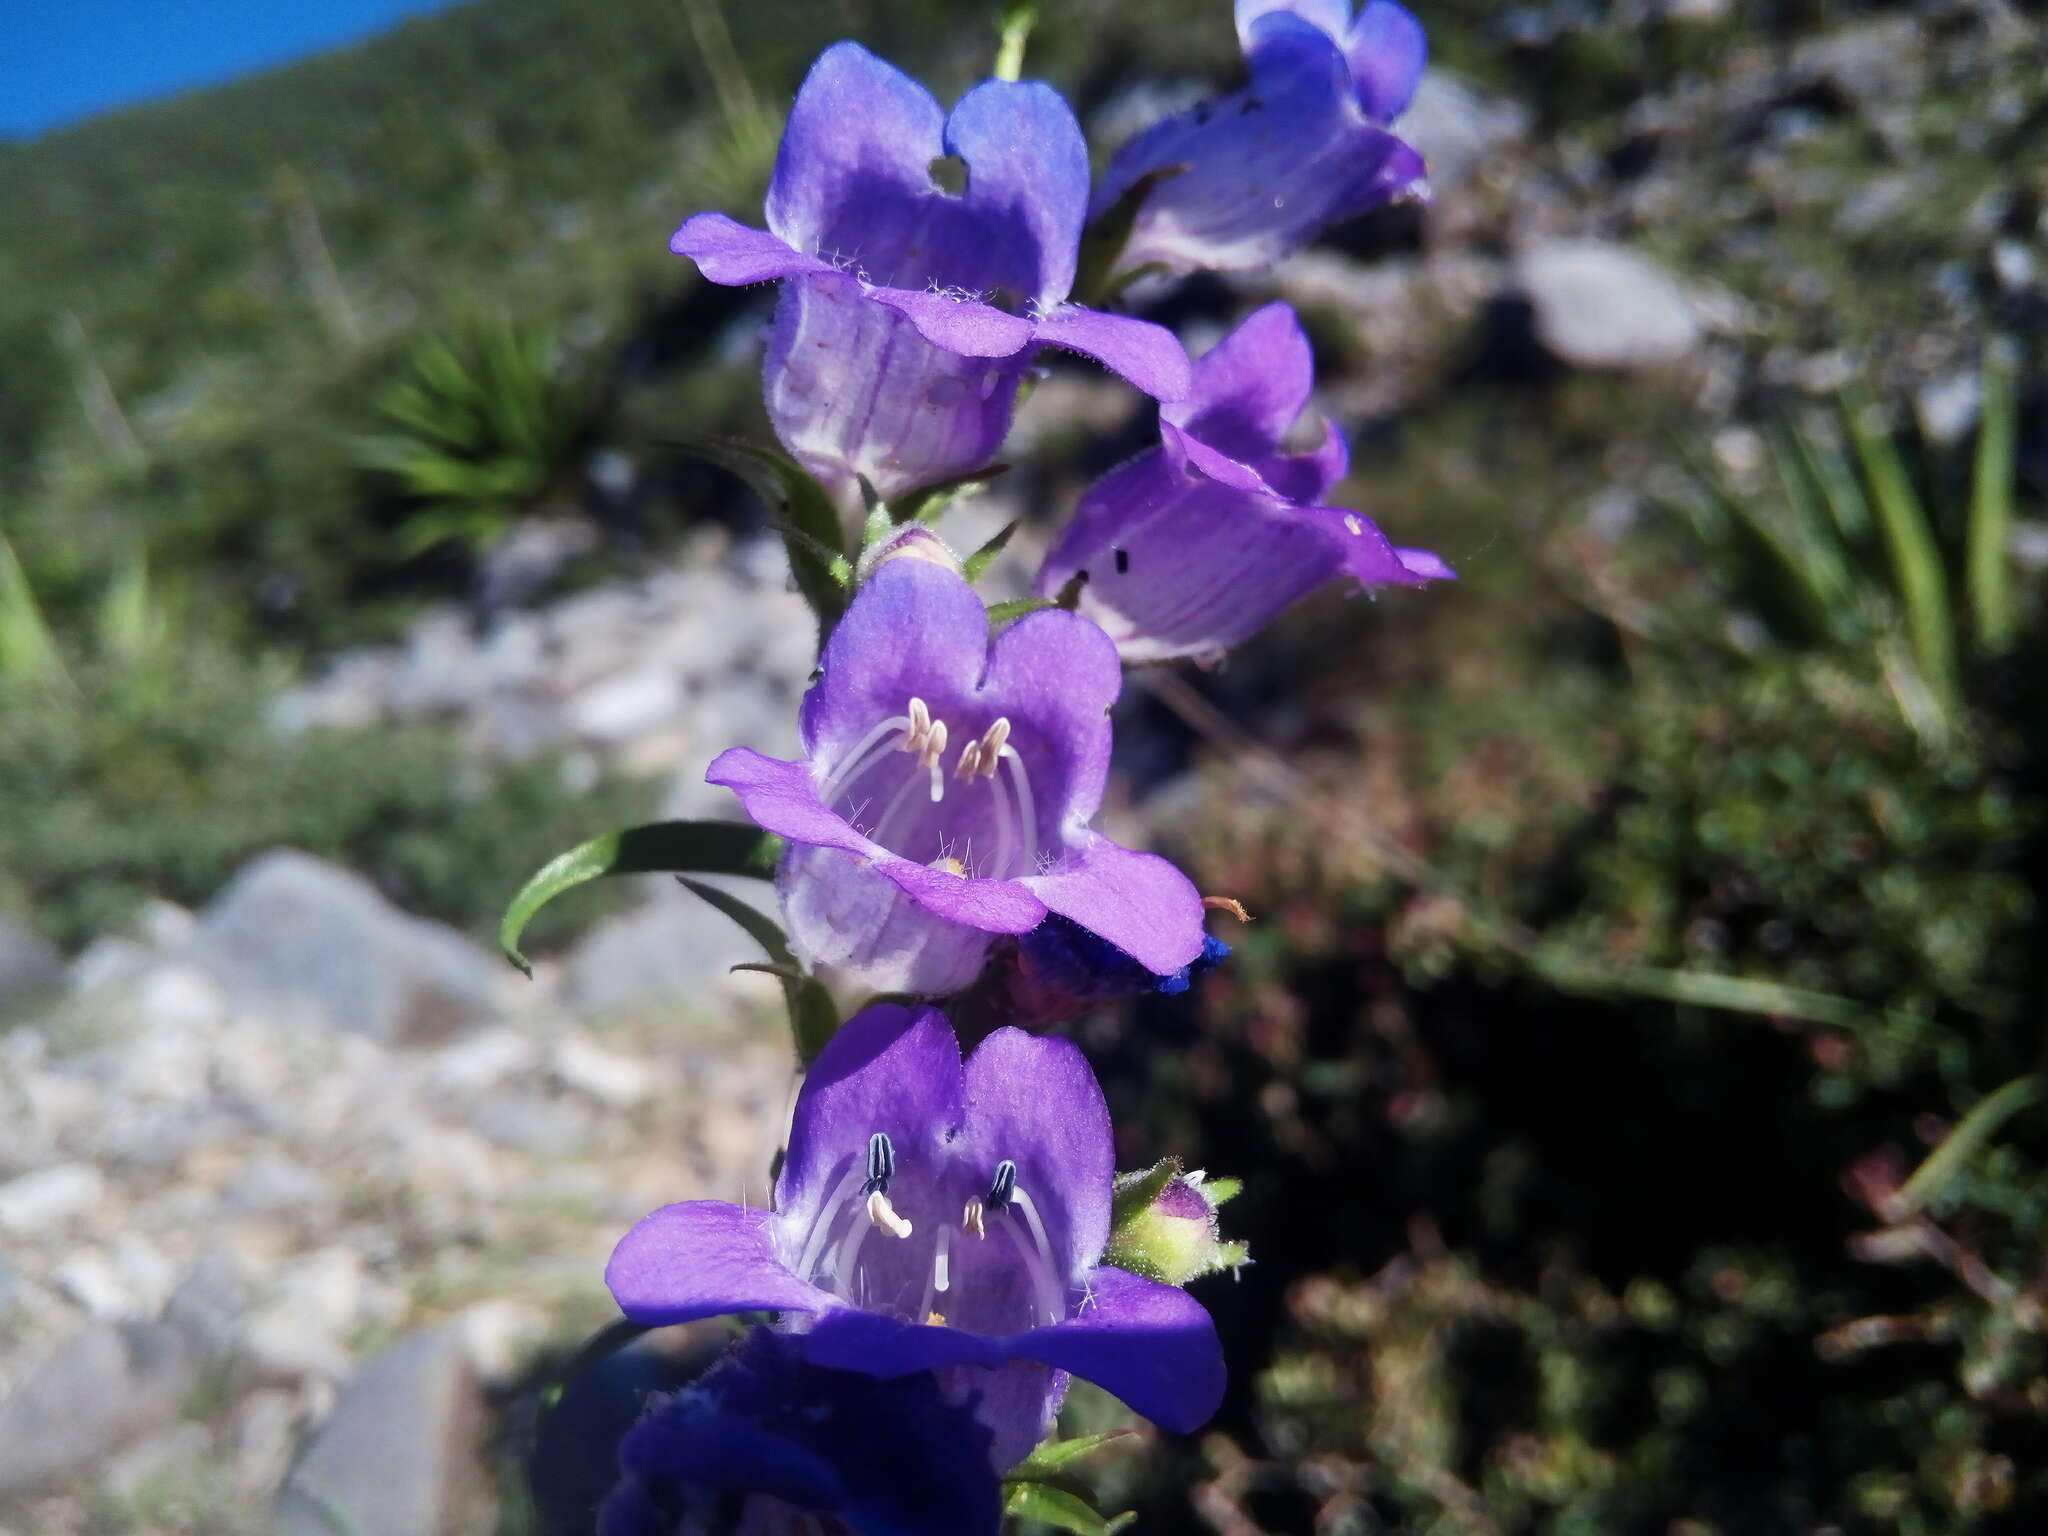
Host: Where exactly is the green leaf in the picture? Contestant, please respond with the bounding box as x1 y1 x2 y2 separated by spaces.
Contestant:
1841 385 1957 722
1199 1176 1242 1206
986 596 1057 631
673 435 848 640
499 820 783 975
680 877 842 1064
893 464 1008 526
1967 339 2018 654
1002 1480 1130 1535
1896 1075 2043 1216
537 1318 652 1415
0 532 64 685
1008 1431 1136 1482
962 520 1020 584
1074 164 1184 308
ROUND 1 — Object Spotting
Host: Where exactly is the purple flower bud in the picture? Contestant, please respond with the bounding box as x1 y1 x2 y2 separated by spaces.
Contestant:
1036 302 1449 660
994 914 1231 1029
600 1326 1001 1536
704 555 1207 995
671 44 1190 506
1104 1161 1249 1288
1094 0 1429 276
605 1004 1226 1469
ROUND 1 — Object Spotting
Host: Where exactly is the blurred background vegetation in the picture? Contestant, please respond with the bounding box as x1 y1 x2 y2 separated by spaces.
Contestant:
3 0 2047 1530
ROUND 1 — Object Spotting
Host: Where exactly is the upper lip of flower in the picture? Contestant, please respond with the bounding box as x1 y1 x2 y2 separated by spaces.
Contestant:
666 41 1190 397
604 1005 1227 1436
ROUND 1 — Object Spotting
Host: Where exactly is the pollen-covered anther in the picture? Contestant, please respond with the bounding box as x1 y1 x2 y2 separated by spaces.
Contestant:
865 1189 914 1239
954 741 984 780
917 719 950 771
961 1199 987 1241
1202 896 1252 922
929 856 966 877
906 697 931 744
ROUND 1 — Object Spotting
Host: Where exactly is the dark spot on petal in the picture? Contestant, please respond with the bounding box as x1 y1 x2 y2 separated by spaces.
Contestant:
1113 549 1130 575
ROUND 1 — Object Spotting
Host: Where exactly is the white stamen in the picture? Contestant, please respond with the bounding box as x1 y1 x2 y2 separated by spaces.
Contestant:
919 719 949 771
929 759 945 803
818 713 913 806
988 764 1018 881
795 1160 870 1285
908 696 930 739
979 717 1011 769
865 1189 913 1239
872 763 932 852
934 1226 951 1292
1010 1185 1066 1326
999 745 1038 873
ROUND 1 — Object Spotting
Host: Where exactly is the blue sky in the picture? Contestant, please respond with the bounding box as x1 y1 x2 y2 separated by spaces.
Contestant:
0 0 464 139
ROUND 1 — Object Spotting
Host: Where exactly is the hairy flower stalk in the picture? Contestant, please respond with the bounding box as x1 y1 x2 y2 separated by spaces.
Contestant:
1036 301 1449 660
606 1004 1227 1467
1094 0 1429 276
670 42 1190 507
706 555 1206 995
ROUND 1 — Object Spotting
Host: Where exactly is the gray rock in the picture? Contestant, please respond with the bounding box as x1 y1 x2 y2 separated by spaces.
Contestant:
563 886 759 1020
0 914 62 1014
102 1421 212 1502
1400 71 1528 193
0 1162 105 1234
162 1250 249 1361
0 1320 203 1494
467 1092 593 1158
1517 241 1702 369
191 849 503 1045
276 1327 490 1536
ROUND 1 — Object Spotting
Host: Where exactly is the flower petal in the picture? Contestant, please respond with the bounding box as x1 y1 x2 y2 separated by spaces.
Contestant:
798 557 994 764
606 1202 835 1325
765 42 947 268
1019 833 1205 977
799 1264 1225 1435
977 604 1122 831
943 78 1091 307
706 748 1047 935
1030 307 1191 403
779 1004 965 1227
1165 302 1316 466
765 279 1032 504
1346 0 1427 121
1395 545 1456 581
1234 0 1351 50
960 1028 1114 1282
670 212 839 286
866 287 1036 358
1297 503 1440 586
781 844 1008 996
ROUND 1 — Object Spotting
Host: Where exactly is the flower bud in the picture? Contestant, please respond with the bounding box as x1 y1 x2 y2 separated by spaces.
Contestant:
1103 1158 1248 1288
859 523 962 583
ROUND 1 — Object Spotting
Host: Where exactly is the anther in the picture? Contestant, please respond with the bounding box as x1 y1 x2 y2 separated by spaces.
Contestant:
862 1131 894 1195
906 697 930 744
1202 896 1252 922
865 1189 913 1239
979 718 1011 767
984 1159 1018 1214
961 1199 986 1241
955 741 983 780
919 719 949 771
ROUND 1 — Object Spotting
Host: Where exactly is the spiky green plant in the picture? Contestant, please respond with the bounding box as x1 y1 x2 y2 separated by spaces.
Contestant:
354 315 601 559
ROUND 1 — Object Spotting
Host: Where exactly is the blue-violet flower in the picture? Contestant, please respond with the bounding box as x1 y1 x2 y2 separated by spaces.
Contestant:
1094 0 1429 276
599 1326 1000 1536
672 42 1191 505
1035 301 1450 661
706 554 1206 995
606 1004 1227 1468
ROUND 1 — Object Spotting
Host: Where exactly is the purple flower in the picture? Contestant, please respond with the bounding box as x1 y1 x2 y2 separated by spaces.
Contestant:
606 1004 1226 1468
1034 302 1451 661
993 916 1231 1029
704 555 1206 996
600 1327 1000 1536
1094 0 1429 276
672 43 1190 506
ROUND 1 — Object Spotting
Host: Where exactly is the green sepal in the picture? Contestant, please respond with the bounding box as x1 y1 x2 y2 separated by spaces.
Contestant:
498 820 782 975
962 520 1019 584
986 596 1056 632
1104 1158 1249 1287
669 435 849 642
1073 163 1184 308
1007 1431 1135 1483
1001 1480 1134 1535
894 464 1008 526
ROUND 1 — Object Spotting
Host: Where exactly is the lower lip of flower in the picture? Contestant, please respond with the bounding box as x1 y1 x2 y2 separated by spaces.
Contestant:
818 696 1042 880
787 1133 1067 1332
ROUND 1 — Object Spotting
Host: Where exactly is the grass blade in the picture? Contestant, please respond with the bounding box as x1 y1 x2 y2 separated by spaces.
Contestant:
1841 385 1957 718
1966 339 2018 654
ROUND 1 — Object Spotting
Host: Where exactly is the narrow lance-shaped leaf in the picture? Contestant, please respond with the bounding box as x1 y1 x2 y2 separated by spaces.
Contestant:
670 435 849 641
499 820 783 975
1002 1480 1133 1535
1967 339 2018 655
1895 1075 2043 1216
